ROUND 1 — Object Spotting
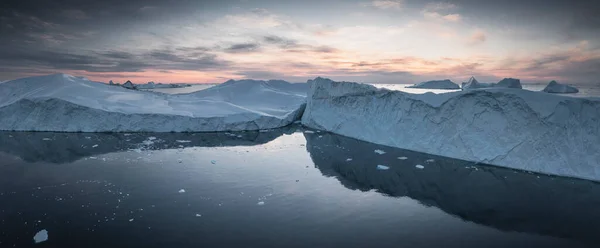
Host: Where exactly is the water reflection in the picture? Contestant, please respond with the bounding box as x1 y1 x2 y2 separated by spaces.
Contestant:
0 126 296 163
304 131 600 243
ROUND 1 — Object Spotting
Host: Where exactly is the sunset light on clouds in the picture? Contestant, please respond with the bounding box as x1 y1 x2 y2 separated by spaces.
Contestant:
1 0 598 84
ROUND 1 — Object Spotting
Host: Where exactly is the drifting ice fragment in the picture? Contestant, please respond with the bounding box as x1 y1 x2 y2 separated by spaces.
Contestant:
376 165 390 170
374 149 386 155
178 189 186 193
397 157 408 160
257 201 265 205
415 165 425 169
33 229 48 243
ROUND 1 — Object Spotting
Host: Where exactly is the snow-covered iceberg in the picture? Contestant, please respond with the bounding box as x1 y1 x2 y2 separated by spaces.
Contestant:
301 77 600 182
0 74 306 132
406 79 460 89
543 80 579 94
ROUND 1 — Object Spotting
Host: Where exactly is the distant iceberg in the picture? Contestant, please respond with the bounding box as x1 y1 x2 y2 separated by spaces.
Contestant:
136 81 193 89
301 77 600 182
461 77 494 90
0 74 306 132
543 80 579 94
462 77 522 90
495 78 522 89
406 79 460 89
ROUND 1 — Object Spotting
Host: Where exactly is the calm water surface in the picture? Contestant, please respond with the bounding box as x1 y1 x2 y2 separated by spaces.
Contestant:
0 127 599 248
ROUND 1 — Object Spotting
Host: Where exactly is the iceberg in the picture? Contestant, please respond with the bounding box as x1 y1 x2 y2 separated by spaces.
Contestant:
543 80 579 94
122 80 136 90
494 78 522 89
0 74 306 132
461 77 494 90
462 77 522 90
301 77 600 182
406 79 460 89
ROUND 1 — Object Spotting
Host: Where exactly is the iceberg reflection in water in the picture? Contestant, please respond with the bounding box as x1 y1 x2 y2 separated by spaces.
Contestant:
0 128 597 247
305 131 600 244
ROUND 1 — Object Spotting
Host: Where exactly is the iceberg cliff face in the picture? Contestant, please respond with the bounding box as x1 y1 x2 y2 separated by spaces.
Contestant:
0 74 306 132
301 77 600 181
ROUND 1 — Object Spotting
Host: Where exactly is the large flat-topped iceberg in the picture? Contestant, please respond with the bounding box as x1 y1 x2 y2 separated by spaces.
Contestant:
406 79 460 89
301 77 600 182
0 74 306 132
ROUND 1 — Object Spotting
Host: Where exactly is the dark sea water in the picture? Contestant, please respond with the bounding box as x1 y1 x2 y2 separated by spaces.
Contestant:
0 127 599 248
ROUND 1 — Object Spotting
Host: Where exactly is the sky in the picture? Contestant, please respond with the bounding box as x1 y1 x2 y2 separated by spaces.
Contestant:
0 0 599 84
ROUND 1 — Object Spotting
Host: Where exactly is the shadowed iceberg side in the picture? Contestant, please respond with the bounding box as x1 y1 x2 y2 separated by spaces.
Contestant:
0 126 297 163
301 77 600 182
304 131 600 243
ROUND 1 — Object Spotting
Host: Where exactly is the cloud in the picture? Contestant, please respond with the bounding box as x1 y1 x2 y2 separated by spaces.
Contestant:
423 2 457 11
422 11 461 22
421 2 461 22
262 35 298 48
468 29 486 45
223 8 288 29
0 46 230 73
366 0 403 10
62 9 88 20
261 35 339 54
223 43 261 53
